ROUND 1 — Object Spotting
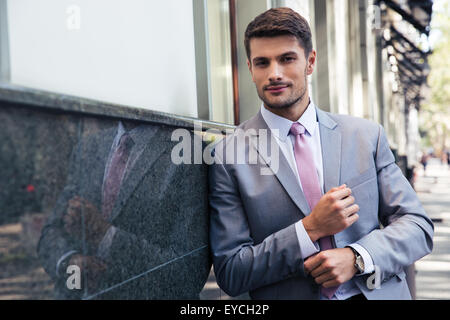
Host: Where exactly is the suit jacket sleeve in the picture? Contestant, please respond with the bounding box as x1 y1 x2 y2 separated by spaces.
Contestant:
37 141 83 281
209 149 306 297
356 124 434 282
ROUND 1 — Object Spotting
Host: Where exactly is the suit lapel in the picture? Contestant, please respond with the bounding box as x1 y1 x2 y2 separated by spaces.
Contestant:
316 108 343 247
110 127 169 222
248 107 342 217
248 111 311 216
316 108 341 193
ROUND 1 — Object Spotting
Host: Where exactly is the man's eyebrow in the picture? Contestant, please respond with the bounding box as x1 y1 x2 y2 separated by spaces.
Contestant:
279 51 298 57
252 51 298 62
252 56 269 63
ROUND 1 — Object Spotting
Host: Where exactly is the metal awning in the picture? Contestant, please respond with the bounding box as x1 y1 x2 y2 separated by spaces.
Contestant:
380 0 433 35
378 0 433 110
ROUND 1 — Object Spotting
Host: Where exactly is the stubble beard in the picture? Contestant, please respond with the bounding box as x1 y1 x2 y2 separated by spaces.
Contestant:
258 75 308 110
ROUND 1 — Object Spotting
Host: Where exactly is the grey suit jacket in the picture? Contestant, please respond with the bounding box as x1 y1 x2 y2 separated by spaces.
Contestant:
208 107 434 300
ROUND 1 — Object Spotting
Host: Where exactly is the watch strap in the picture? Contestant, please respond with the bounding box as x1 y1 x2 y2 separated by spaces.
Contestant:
346 246 364 274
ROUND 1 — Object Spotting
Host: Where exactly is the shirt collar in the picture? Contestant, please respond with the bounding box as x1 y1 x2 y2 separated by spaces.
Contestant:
260 100 318 142
117 121 158 147
117 121 126 140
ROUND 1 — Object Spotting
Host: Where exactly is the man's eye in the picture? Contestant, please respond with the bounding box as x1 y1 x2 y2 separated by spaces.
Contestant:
282 57 295 63
255 61 268 66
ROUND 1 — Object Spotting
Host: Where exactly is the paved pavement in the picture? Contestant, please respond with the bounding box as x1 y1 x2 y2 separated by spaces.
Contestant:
414 158 450 300
199 268 248 300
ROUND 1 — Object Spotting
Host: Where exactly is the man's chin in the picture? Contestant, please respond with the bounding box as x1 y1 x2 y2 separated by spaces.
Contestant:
261 91 305 110
263 99 294 110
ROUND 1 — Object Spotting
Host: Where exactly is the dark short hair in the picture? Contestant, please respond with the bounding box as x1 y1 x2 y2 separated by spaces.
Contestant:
244 7 313 60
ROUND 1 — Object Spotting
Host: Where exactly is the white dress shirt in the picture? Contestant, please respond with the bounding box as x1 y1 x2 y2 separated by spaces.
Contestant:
260 101 374 300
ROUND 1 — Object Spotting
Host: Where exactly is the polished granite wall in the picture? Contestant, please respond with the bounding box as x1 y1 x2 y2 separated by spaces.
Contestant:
0 84 232 299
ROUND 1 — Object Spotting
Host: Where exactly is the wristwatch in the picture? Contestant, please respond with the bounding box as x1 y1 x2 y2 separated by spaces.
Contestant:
347 246 365 274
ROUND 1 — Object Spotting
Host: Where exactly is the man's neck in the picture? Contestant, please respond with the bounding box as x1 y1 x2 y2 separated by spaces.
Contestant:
264 95 310 122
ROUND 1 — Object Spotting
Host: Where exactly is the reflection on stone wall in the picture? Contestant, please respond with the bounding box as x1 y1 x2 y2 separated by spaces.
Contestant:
0 101 211 299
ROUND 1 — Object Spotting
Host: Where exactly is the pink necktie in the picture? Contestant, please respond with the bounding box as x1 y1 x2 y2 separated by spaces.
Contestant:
290 122 338 299
102 132 133 220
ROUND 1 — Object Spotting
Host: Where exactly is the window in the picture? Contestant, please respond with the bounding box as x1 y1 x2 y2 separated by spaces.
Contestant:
2 0 200 118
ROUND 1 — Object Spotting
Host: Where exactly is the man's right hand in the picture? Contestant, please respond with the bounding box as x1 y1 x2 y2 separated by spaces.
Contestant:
302 185 359 242
68 254 107 292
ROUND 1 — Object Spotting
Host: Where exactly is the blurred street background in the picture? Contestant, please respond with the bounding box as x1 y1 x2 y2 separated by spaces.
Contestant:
415 158 450 299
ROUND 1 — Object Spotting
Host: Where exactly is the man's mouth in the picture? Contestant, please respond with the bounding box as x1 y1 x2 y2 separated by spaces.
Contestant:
265 84 289 93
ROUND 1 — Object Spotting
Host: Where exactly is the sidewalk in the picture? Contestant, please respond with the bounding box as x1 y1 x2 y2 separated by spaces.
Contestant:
199 268 248 300
414 158 450 300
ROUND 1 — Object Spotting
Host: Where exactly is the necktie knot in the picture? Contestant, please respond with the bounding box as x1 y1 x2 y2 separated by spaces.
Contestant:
290 122 306 136
118 132 133 149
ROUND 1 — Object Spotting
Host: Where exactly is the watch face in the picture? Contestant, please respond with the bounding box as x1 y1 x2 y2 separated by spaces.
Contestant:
356 256 364 272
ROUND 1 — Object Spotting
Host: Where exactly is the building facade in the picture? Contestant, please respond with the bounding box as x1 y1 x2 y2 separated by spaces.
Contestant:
1 0 431 172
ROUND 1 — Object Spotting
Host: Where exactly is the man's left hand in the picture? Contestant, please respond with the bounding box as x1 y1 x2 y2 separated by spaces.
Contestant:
304 247 357 288
64 196 111 248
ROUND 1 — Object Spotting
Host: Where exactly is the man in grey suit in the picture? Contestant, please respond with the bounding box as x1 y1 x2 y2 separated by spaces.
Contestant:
208 7 433 300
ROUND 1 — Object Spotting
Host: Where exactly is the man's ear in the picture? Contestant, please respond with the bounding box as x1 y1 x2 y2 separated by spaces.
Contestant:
247 59 255 83
306 50 316 76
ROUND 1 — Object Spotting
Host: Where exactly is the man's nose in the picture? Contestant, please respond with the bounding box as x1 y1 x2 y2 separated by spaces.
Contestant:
268 63 283 82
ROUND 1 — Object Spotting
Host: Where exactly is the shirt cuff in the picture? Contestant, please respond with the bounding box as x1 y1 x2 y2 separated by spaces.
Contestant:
347 243 375 275
56 250 78 277
96 225 118 260
295 220 320 259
